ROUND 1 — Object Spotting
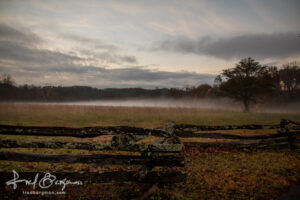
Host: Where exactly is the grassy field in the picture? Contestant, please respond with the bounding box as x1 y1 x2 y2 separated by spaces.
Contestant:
0 102 300 199
0 102 300 128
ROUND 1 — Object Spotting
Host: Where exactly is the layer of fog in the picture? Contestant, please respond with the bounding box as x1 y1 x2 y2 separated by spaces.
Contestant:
40 98 300 113
57 98 241 109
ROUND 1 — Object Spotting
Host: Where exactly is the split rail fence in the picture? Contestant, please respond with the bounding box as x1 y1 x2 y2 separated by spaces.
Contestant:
0 119 299 188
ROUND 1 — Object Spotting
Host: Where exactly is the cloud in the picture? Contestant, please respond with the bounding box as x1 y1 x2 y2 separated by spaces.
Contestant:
155 32 300 59
0 24 137 67
0 23 42 47
103 67 212 82
60 33 118 51
76 49 137 65
0 61 214 88
93 51 137 64
118 55 137 64
60 33 137 64
0 24 86 66
0 40 84 65
106 1 145 15
0 23 212 88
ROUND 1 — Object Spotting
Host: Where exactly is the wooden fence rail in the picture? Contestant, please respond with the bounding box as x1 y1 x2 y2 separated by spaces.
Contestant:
0 151 185 166
0 139 182 152
0 125 167 138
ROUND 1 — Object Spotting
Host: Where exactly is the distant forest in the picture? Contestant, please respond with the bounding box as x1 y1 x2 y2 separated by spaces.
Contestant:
0 74 299 104
0 75 215 101
1 59 300 106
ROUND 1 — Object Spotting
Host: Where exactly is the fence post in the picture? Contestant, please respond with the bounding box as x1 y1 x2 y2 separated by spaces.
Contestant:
280 119 297 150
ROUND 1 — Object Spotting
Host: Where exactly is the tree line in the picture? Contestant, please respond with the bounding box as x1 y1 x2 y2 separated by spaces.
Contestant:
0 80 170 101
0 57 299 111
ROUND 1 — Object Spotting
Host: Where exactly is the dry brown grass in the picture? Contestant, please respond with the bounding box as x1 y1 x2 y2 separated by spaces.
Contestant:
0 148 299 200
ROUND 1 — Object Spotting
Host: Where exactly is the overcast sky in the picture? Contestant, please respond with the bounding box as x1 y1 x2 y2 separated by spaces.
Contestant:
0 0 299 88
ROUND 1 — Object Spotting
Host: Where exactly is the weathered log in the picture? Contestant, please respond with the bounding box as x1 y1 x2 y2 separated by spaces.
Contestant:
0 171 186 185
111 134 147 148
134 183 159 200
174 124 279 131
0 139 182 152
292 126 300 130
282 119 300 126
0 139 111 150
176 131 300 139
0 151 185 166
183 142 290 149
183 138 300 148
0 124 298 139
0 125 167 138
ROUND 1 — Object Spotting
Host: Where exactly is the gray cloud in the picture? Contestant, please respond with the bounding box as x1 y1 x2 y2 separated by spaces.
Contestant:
121 55 137 64
0 41 83 65
0 24 211 88
19 64 213 84
93 51 137 64
0 24 87 66
61 33 137 64
104 68 212 82
60 33 118 51
0 24 42 47
155 32 300 59
0 61 214 88
0 24 137 68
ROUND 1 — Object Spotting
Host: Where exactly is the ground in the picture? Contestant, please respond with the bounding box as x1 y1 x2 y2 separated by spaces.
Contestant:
0 103 299 200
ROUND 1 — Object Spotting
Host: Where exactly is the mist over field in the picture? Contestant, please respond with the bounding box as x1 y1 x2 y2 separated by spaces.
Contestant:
19 98 299 113
42 98 240 109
